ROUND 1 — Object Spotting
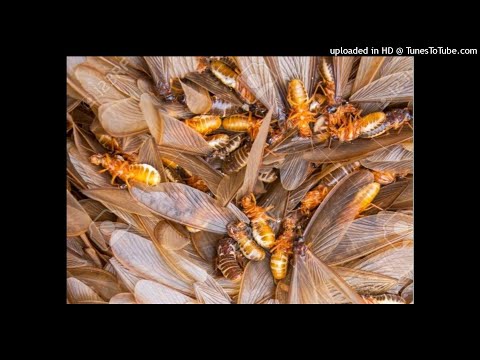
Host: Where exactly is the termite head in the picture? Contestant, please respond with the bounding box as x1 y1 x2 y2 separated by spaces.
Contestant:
227 221 251 238
333 122 357 142
240 193 257 210
89 154 104 165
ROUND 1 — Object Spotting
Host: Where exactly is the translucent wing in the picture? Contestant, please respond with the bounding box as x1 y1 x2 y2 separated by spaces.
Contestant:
131 183 248 234
216 167 246 207
350 70 413 103
280 153 311 191
194 278 232 304
167 56 205 79
81 188 153 216
110 230 193 295
134 280 194 304
237 258 275 304
67 277 103 303
288 249 365 304
67 141 112 188
364 179 410 215
179 79 212 114
79 199 117 222
154 220 191 250
236 57 286 119
109 293 137 304
99 97 148 136
144 56 171 94
68 267 124 301
191 231 222 263
333 267 398 295
333 57 355 99
389 179 413 210
379 57 413 78
109 258 145 293
348 240 413 281
304 170 374 255
322 212 413 265
74 64 126 104
302 128 413 162
108 74 144 100
67 191 91 236
238 109 272 197
351 57 386 94
258 180 290 234
185 71 244 106
360 144 413 174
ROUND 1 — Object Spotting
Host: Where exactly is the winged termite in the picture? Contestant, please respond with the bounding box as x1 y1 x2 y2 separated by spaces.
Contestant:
185 115 222 135
223 143 251 174
222 113 262 138
89 153 161 187
240 193 276 249
206 134 230 150
237 258 275 304
210 59 257 104
227 221 265 261
216 237 244 282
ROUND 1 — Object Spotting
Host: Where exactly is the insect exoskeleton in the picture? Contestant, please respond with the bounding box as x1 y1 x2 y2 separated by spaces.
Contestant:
353 182 381 214
226 221 265 261
299 184 330 215
89 153 160 187
216 237 244 282
164 167 184 183
210 59 256 104
179 168 209 193
322 161 362 187
206 134 230 150
161 158 180 170
222 143 251 174
258 168 278 183
385 108 412 130
96 133 121 152
240 193 276 249
185 115 222 135
287 79 317 138
185 226 201 233
222 113 261 138
372 170 397 185
363 294 406 304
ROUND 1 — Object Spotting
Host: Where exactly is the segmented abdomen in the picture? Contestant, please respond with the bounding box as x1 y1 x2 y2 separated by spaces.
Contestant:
210 60 238 88
252 220 275 249
97 134 121 152
354 182 381 214
270 248 289 280
222 114 251 132
287 79 309 107
322 161 361 187
206 134 230 150
129 164 161 186
222 144 251 174
258 168 278 183
217 237 244 282
300 184 329 215
236 234 265 261
185 115 222 135
363 294 406 304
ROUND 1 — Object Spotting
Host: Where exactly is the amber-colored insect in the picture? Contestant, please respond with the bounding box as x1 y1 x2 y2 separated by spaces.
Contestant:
210 59 256 104
227 221 265 261
322 161 362 187
164 167 183 183
258 168 278 183
319 58 336 105
270 210 302 280
372 170 397 185
222 113 261 139
185 115 222 135
299 184 330 216
360 109 412 138
162 158 180 170
90 153 160 187
240 193 276 249
222 143 251 174
353 182 381 214
216 237 244 282
206 134 230 150
363 294 406 304
179 168 209 193
96 134 121 152
286 79 317 138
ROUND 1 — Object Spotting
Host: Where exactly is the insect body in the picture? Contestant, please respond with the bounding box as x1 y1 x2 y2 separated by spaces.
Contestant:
216 237 244 282
222 113 261 139
96 134 121 152
185 115 222 135
360 109 412 138
210 59 256 104
353 182 381 214
258 168 278 183
222 143 251 174
179 168 209 193
363 294 406 304
89 154 160 187
227 221 265 261
322 161 362 187
299 184 329 216
240 193 276 249
286 79 317 138
270 210 302 280
206 134 230 150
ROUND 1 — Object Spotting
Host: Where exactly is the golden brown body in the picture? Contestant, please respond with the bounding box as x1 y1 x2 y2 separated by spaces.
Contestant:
322 161 362 187
287 79 317 138
222 114 261 138
210 59 256 104
222 143 251 174
372 170 397 185
216 237 244 282
227 221 265 261
299 184 329 215
354 182 381 214
206 134 230 150
179 168 209 193
363 294 406 304
96 134 121 152
90 154 160 187
185 115 222 135
270 210 302 280
240 193 276 249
